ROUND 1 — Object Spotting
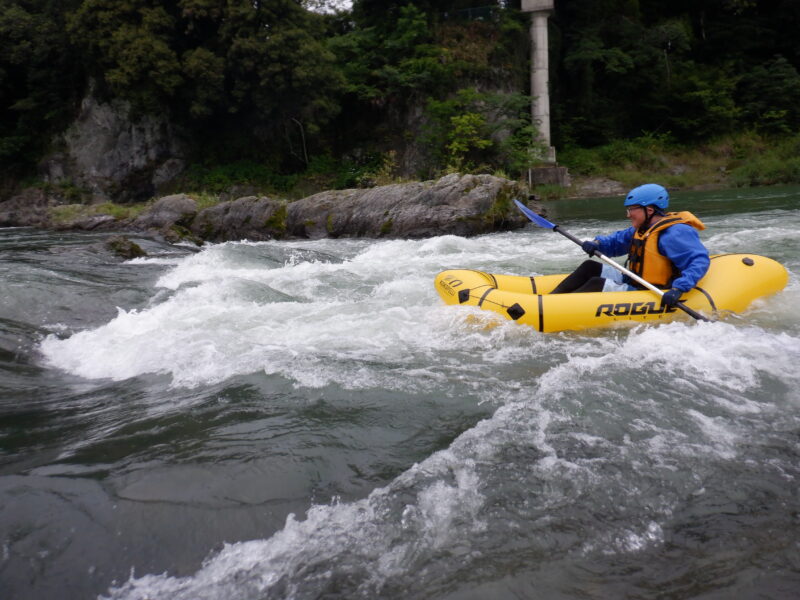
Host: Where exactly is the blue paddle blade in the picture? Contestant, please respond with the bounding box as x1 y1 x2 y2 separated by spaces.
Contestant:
514 199 556 230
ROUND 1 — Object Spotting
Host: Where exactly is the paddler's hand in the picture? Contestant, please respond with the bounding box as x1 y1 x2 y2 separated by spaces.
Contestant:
661 288 683 308
581 240 599 256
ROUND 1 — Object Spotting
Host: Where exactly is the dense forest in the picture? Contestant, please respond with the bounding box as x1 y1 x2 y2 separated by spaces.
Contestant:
2 0 800 192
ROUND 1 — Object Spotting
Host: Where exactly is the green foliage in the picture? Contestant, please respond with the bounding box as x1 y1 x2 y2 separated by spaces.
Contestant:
293 152 393 190
331 4 451 103
446 112 492 170
667 67 740 139
737 56 800 134
50 201 149 225
425 88 542 176
559 133 673 175
728 133 800 186
0 0 83 172
4 0 800 191
532 184 571 201
181 47 225 118
729 156 800 187
557 130 800 192
67 1 182 112
181 151 398 198
67 0 343 149
184 162 299 194
551 1 800 146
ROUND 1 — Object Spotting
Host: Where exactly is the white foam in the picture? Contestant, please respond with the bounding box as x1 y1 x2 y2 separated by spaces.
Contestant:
584 521 665 556
535 320 800 400
686 409 737 459
39 237 545 390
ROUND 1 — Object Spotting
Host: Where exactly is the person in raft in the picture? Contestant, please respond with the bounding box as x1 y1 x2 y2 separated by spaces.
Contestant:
550 183 710 308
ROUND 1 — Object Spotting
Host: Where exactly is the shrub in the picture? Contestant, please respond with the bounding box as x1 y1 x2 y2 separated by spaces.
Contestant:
184 162 298 194
729 156 800 186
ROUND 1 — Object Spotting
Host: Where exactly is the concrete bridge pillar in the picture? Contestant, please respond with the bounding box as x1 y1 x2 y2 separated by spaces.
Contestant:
522 1 555 161
522 0 568 185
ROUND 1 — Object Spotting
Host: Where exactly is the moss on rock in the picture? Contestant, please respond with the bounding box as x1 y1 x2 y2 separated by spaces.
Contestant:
264 202 287 237
104 236 146 259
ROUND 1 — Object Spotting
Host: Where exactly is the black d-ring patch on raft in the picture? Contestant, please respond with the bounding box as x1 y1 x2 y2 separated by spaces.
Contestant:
507 303 525 320
537 295 544 332
458 289 470 304
694 287 717 312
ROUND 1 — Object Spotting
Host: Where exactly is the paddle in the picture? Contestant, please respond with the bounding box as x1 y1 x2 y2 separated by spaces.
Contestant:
513 199 710 322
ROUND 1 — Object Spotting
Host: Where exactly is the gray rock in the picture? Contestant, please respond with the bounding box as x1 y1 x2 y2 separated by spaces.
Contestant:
104 236 147 259
191 196 287 242
285 173 529 239
133 194 197 230
0 188 51 227
67 215 118 231
152 158 186 187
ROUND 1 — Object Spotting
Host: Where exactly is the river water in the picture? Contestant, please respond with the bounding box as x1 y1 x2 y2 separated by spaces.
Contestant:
1 186 799 600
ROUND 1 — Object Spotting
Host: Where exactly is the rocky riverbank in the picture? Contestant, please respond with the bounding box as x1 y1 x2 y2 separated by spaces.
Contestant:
0 173 539 249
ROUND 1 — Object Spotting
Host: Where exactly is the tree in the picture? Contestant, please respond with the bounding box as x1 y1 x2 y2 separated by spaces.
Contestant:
65 0 344 164
737 55 800 134
0 0 83 172
67 0 183 112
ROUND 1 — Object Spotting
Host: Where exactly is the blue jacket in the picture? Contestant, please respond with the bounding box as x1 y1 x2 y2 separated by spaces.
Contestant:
595 223 710 291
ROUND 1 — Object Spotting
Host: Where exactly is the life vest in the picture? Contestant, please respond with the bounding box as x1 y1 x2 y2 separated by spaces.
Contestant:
627 211 706 288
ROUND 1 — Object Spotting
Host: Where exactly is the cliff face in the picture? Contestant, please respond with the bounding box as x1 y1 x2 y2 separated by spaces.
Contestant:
41 94 186 204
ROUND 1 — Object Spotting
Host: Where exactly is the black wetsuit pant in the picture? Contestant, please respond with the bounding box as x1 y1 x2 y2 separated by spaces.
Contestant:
550 260 607 294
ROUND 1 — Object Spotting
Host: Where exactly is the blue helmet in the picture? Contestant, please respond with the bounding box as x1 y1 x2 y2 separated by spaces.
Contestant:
624 183 669 211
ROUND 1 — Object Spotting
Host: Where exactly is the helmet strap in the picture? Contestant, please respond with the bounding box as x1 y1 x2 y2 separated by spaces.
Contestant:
641 207 659 232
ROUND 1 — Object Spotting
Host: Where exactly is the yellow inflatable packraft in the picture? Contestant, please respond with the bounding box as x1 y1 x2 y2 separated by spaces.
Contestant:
434 254 788 333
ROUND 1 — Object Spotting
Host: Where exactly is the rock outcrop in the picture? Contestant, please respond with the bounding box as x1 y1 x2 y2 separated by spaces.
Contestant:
190 196 286 242
284 173 527 239
41 93 185 203
0 174 540 243
178 173 530 242
0 188 51 227
132 194 197 230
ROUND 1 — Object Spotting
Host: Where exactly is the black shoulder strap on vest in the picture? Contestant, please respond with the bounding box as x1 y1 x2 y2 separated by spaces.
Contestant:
644 216 682 237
